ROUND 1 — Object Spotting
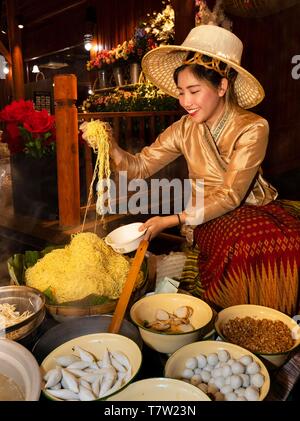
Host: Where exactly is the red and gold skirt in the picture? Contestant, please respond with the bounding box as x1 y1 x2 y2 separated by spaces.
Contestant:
180 200 300 316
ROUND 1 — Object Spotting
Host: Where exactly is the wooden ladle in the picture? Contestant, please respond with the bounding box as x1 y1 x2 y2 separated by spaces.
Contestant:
108 239 149 334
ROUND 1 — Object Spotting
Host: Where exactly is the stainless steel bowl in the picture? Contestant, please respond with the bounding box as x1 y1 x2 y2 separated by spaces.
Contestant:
0 285 46 341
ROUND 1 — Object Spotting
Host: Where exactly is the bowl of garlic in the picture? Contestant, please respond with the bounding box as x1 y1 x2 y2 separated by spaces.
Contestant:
164 340 270 401
40 333 142 401
130 293 214 354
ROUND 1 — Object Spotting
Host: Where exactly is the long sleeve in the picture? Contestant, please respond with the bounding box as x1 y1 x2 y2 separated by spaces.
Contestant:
113 120 183 179
186 118 271 225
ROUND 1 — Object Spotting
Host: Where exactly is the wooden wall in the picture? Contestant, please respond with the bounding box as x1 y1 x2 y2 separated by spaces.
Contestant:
229 3 300 178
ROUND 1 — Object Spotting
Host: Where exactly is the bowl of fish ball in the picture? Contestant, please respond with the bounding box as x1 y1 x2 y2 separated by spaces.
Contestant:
164 340 270 401
214 304 300 367
107 377 211 401
0 285 46 342
0 339 41 401
130 293 214 354
40 332 142 401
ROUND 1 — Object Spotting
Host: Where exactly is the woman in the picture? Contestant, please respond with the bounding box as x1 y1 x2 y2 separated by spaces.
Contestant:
110 25 300 315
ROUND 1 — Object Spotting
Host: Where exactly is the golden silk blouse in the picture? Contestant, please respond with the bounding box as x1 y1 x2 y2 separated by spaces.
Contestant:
114 104 278 224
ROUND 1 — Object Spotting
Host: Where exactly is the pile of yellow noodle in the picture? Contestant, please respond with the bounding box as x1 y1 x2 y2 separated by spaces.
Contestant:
25 232 144 304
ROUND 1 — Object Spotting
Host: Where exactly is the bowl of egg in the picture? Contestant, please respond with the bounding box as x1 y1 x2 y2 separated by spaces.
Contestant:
130 293 214 354
40 332 142 401
164 340 270 401
214 304 300 367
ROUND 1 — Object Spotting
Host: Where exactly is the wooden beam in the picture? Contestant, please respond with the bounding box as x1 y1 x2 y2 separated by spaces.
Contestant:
6 0 25 99
54 74 81 227
0 40 12 64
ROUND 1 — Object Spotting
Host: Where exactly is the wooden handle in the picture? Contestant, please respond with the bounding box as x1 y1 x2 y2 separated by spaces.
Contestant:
108 239 149 334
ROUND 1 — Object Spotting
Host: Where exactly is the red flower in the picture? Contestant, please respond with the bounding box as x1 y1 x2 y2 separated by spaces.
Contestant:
0 99 34 123
23 109 55 133
2 122 24 154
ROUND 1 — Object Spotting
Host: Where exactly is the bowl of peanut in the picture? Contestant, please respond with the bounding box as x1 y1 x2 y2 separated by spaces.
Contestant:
215 304 300 367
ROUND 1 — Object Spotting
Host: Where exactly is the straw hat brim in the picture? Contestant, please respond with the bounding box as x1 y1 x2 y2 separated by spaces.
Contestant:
142 45 265 109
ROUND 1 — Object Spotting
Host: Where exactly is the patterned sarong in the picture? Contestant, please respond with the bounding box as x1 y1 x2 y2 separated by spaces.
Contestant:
180 200 300 316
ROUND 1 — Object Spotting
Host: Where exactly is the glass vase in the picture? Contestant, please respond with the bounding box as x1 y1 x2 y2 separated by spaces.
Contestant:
130 62 141 84
98 69 108 88
113 66 124 86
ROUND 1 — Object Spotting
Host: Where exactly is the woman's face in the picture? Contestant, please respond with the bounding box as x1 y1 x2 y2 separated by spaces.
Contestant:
177 67 227 128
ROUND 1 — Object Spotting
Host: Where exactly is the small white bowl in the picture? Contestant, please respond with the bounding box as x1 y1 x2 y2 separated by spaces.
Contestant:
0 339 41 401
165 340 270 401
215 304 300 367
107 377 211 401
40 333 142 401
105 222 146 254
130 293 213 354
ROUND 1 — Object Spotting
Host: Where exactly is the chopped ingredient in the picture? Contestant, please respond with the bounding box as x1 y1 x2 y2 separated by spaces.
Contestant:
0 303 33 328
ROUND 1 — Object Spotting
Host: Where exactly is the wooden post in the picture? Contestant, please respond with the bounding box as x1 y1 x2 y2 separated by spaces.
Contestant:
54 74 81 227
171 0 196 44
6 0 25 99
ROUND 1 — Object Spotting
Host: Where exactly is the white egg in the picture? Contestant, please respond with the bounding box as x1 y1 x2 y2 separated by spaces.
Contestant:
214 376 226 390
246 362 260 375
240 373 250 388
207 353 219 366
220 385 233 395
231 361 245 375
203 364 213 372
190 374 202 386
230 375 242 390
185 357 198 370
245 386 260 401
237 396 247 401
208 377 215 385
217 349 230 363
194 368 202 375
239 355 253 366
196 354 207 369
235 387 246 397
200 370 211 383
222 364 232 378
225 392 238 401
212 367 223 378
182 368 194 379
225 376 231 385
251 373 265 388
227 359 235 366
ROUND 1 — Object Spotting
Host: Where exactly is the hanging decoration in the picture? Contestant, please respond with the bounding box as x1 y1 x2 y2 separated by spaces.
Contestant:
223 0 300 18
195 0 232 30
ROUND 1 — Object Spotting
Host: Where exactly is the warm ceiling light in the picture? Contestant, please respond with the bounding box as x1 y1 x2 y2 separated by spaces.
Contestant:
32 65 40 73
84 34 93 51
3 63 9 74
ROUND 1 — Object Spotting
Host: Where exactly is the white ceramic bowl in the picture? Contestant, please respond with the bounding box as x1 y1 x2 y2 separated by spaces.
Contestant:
165 340 270 401
105 222 146 253
130 293 213 354
0 338 41 401
107 377 211 401
215 304 300 367
40 333 142 401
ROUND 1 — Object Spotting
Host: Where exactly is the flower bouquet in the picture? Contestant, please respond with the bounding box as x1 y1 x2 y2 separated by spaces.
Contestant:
0 99 55 159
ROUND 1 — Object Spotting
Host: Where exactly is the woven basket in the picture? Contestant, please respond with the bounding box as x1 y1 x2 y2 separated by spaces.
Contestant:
224 0 300 17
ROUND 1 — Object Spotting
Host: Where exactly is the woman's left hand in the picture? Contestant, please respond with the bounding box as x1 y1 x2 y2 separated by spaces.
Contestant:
139 216 176 241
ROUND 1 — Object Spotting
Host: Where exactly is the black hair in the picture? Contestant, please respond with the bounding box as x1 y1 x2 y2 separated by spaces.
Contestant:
173 53 238 104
